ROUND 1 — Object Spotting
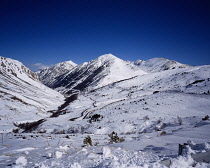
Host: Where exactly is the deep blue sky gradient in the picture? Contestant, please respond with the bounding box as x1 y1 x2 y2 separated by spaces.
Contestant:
0 0 210 70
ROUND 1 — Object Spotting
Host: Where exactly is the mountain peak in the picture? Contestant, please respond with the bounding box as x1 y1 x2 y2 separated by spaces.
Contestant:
95 54 119 62
49 54 147 93
37 60 77 87
65 60 77 67
52 60 77 70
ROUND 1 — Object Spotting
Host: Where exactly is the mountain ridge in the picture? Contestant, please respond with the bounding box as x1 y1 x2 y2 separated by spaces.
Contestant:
0 56 64 130
37 54 192 94
47 54 147 94
37 60 77 87
134 57 190 72
0 56 39 81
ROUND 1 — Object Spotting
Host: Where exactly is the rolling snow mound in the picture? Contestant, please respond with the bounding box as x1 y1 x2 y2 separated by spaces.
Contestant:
134 57 190 73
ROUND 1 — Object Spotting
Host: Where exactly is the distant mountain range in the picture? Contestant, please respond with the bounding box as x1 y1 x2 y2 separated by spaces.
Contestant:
37 54 189 94
0 54 209 133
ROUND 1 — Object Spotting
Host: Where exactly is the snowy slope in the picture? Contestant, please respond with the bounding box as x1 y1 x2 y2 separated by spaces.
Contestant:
0 55 210 167
51 54 147 94
33 54 210 136
0 56 64 131
38 64 210 133
33 63 210 166
0 56 40 82
37 60 77 87
134 57 190 73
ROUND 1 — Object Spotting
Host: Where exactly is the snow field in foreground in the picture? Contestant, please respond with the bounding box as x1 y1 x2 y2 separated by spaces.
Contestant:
0 132 209 167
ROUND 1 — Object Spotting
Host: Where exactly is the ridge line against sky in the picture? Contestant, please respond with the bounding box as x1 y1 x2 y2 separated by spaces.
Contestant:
0 0 210 71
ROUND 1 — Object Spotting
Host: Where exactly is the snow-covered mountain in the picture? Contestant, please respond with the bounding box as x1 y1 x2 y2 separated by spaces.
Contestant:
1 55 210 167
38 55 190 94
38 63 210 133
0 56 64 131
0 56 40 81
134 57 190 73
49 54 147 94
37 60 77 87
29 57 210 167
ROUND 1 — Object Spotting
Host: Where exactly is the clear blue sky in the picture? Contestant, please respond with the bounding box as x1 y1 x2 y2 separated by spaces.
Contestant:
0 0 210 70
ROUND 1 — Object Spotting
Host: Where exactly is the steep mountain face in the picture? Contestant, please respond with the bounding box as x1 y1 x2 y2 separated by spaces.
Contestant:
134 57 190 73
37 60 77 87
0 56 64 129
50 54 147 94
0 56 40 81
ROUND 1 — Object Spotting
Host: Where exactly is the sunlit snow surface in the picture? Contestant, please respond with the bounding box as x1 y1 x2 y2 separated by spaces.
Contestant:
37 60 77 88
0 133 210 167
46 54 147 94
0 56 65 132
0 55 210 167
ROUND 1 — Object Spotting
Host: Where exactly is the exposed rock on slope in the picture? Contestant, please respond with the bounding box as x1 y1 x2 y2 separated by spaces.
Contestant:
37 60 77 87
0 56 64 126
49 54 147 94
0 56 39 81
